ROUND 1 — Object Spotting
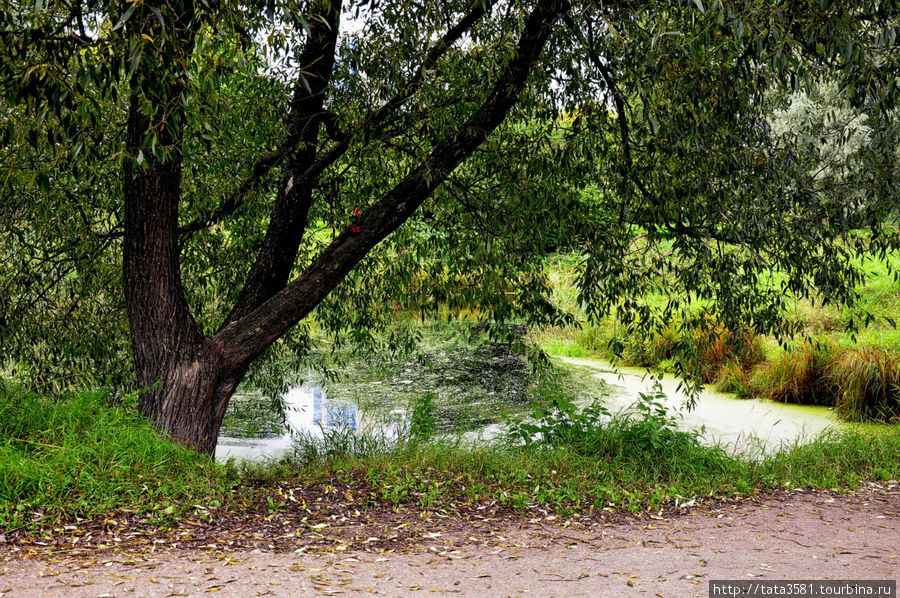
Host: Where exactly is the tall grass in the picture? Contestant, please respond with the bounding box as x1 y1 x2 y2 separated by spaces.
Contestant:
749 341 835 406
0 385 225 529
762 426 900 487
830 348 900 421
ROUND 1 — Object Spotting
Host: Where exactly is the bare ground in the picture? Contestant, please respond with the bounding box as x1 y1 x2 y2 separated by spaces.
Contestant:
1 485 897 598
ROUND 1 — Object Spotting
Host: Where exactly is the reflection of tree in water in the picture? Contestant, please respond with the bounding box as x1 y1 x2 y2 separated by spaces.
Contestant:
222 324 603 439
324 324 591 433
404 342 533 430
220 393 289 439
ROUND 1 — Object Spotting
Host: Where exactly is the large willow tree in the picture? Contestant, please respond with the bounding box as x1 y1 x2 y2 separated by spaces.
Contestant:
2 0 897 452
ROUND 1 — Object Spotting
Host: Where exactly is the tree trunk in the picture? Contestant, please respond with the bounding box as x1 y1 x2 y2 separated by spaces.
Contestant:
136 339 241 455
120 0 233 454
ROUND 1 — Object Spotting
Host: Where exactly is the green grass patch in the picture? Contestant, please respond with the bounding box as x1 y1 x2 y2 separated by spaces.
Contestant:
0 385 226 529
762 426 900 488
284 391 900 515
1 381 898 529
285 424 900 516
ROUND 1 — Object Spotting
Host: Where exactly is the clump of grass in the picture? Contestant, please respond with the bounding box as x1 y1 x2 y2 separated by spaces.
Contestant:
288 424 404 468
0 385 225 529
749 341 835 406
761 426 900 487
738 343 899 420
618 326 678 368
560 317 765 387
716 359 754 397
690 323 765 384
615 319 765 389
830 347 900 421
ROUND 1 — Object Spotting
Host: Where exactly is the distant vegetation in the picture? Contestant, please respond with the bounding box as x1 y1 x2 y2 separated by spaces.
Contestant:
535 250 899 422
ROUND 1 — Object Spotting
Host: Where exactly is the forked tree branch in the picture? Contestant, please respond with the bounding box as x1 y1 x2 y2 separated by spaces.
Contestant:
220 0 346 325
215 0 570 368
177 0 500 238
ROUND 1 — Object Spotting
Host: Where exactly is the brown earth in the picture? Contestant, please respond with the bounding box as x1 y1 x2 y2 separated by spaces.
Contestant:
1 485 897 597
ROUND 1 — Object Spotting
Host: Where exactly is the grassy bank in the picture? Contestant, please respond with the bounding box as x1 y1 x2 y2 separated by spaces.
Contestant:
318 429 900 514
3 383 898 534
536 252 900 421
0 386 225 530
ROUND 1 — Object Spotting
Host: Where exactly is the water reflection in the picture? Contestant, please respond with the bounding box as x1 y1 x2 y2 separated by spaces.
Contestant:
216 357 844 462
215 386 360 462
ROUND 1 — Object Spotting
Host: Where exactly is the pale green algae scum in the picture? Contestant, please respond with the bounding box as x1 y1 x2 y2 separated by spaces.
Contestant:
558 356 842 457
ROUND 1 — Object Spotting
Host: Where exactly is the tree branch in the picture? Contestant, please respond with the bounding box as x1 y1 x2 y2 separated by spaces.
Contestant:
177 147 285 238
178 0 500 238
221 0 345 325
562 12 639 223
216 0 569 368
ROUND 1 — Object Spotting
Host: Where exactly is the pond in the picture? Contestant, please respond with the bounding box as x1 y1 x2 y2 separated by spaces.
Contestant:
215 355 842 462
558 357 842 457
215 385 403 462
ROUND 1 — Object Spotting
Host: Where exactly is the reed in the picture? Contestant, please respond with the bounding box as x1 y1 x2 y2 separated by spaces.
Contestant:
749 341 835 406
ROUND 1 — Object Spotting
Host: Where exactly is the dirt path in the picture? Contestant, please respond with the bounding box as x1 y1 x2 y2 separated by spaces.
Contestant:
2 488 897 597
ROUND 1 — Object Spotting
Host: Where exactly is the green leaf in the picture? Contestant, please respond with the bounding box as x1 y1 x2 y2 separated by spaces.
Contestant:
113 3 138 31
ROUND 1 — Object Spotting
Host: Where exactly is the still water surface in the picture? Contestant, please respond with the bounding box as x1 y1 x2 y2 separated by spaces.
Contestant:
558 357 840 456
215 386 361 462
215 357 841 461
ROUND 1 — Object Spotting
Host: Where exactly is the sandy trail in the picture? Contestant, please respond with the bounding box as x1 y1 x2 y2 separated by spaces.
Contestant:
1 489 897 597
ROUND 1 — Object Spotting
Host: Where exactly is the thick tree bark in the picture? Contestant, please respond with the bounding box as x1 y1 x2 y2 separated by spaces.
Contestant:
135 340 241 454
120 0 237 453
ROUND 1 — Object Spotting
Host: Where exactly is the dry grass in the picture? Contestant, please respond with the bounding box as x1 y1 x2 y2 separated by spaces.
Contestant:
720 343 900 421
830 347 900 421
749 342 835 406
